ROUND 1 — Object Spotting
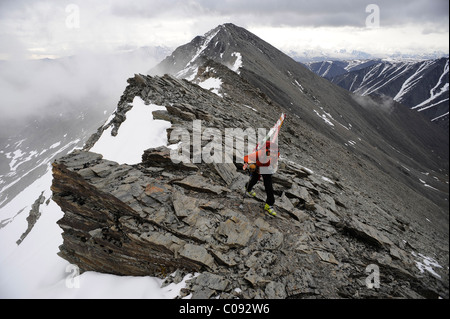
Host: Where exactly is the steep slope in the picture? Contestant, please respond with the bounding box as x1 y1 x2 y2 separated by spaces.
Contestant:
0 109 102 210
52 71 448 298
327 58 449 128
49 23 448 298
152 23 449 214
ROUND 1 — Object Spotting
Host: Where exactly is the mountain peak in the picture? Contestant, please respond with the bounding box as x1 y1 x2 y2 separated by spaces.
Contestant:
151 24 448 173
151 23 251 79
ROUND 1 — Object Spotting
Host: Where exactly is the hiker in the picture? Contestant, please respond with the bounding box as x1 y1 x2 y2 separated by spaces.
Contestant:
244 140 280 216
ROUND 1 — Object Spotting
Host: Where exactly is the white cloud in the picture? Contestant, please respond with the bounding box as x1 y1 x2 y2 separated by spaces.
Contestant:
0 0 448 60
0 49 167 123
249 24 449 58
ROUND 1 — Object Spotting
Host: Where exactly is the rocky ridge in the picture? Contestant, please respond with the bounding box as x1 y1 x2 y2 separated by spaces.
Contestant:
152 23 449 213
52 67 449 299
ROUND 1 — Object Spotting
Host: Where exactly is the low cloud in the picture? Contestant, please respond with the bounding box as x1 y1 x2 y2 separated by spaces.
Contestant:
352 93 395 114
0 0 447 133
1 0 447 62
0 48 169 128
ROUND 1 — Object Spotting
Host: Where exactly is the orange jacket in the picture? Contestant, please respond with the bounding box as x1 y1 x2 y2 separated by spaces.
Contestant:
244 144 280 167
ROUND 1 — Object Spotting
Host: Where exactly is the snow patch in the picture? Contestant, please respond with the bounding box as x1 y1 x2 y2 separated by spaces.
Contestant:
0 138 81 196
230 52 242 74
176 65 198 81
198 77 223 97
412 59 449 110
0 164 197 298
293 80 304 92
49 141 61 149
243 104 257 112
321 176 334 184
415 97 449 112
190 29 221 66
412 252 443 279
419 178 439 191
90 96 171 165
175 28 221 80
6 149 25 171
0 143 195 299
313 109 334 127
432 111 449 122
401 165 410 172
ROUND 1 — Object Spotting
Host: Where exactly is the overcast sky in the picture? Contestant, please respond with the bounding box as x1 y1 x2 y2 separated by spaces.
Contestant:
0 0 448 129
0 0 448 60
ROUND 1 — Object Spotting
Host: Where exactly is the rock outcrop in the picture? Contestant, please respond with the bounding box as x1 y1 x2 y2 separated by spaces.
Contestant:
52 144 447 298
16 191 45 245
52 67 448 298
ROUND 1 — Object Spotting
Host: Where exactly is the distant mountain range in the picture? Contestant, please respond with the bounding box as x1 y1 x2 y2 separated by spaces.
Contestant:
304 58 449 129
291 49 448 63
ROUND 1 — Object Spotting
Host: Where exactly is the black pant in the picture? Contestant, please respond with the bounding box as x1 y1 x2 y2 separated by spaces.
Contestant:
246 172 275 206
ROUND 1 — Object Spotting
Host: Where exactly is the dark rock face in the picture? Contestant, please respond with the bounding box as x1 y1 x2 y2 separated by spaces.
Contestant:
51 147 447 299
52 68 448 298
16 191 45 245
152 23 449 213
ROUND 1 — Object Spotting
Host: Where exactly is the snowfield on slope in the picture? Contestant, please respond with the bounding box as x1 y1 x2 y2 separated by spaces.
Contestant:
0 98 194 299
0 169 195 298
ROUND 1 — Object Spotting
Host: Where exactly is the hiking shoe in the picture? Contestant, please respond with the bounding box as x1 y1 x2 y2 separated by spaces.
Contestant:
246 189 257 198
244 183 257 197
264 204 277 216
